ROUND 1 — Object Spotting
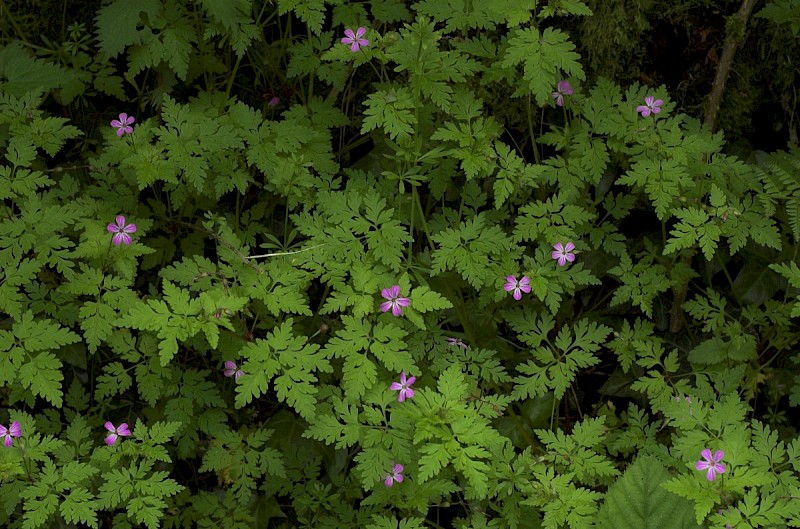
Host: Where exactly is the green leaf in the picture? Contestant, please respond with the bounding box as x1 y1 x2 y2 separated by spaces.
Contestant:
95 0 162 58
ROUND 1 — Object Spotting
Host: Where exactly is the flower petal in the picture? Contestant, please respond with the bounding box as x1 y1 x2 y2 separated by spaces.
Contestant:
396 297 410 307
380 301 393 313
355 27 366 38
9 421 20 437
391 303 403 316
512 289 522 300
122 223 137 234
3 436 12 447
564 242 575 252
384 474 394 487
393 463 403 474
390 382 403 391
706 467 716 481
117 423 131 436
713 450 724 462
403 388 414 399
104 421 116 432
105 434 118 446
700 448 713 461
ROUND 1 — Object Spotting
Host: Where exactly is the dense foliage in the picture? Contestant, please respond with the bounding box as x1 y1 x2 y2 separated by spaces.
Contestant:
1 0 800 528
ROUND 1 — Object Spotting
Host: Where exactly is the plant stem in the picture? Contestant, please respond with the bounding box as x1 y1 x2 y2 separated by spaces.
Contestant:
704 0 759 132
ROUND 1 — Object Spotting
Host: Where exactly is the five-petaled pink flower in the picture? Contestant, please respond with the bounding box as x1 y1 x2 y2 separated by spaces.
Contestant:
110 113 135 136
636 96 663 117
107 215 137 246
696 449 726 481
552 242 576 266
224 360 244 380
390 372 416 402
0 421 21 447
384 463 404 487
104 422 131 446
342 27 369 52
447 337 468 350
504 275 531 300
380 285 410 316
551 80 573 107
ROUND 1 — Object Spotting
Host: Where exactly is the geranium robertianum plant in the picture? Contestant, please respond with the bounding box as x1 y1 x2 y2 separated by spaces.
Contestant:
0 1 799 528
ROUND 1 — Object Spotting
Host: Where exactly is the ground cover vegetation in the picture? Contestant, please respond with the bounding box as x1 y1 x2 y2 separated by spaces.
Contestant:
1 0 800 527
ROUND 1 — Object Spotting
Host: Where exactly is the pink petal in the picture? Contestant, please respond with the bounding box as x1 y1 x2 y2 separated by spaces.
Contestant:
391 303 403 316
116 127 125 137
125 115 135 125
396 297 410 307
651 106 661 114
122 223 137 234
706 467 716 481
380 301 393 313
564 242 575 252
118 113 129 123
9 421 21 437
105 434 118 446
713 450 724 462
553 243 564 252
110 119 122 128
397 391 406 402
404 376 416 386
644 96 654 106
394 474 403 483
393 464 403 473
512 289 522 301
390 382 403 391
115 215 126 228
344 28 355 40
654 99 663 107
384 474 394 487
387 285 400 298
558 256 568 266
565 254 575 263
117 423 131 436
0 425 6 436
350 42 360 52
104 421 116 432
234 370 244 380
403 388 414 399
355 27 366 38
519 276 530 289
3 436 11 447
696 460 710 471
700 448 712 461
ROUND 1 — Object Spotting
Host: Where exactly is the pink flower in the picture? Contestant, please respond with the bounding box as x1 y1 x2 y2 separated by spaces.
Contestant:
104 422 131 446
551 80 573 107
504 275 531 300
268 96 280 107
223 360 244 380
447 337 468 350
341 27 368 52
110 113 135 136
107 215 137 246
390 372 416 402
552 242 576 266
384 463 404 487
0 421 21 447
696 449 726 481
380 285 410 316
636 96 663 117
